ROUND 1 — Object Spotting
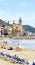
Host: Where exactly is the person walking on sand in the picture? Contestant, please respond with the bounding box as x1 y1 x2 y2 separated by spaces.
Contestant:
16 43 19 51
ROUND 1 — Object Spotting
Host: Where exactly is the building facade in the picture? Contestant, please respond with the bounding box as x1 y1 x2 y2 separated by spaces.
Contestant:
12 18 25 37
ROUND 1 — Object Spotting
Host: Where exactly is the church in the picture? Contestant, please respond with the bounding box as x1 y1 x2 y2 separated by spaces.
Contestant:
12 18 25 37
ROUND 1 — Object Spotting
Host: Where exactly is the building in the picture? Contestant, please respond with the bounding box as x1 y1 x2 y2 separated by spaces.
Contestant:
12 18 25 37
0 18 26 37
0 19 12 35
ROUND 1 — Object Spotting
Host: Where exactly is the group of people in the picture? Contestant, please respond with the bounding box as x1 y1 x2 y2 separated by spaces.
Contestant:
0 52 35 65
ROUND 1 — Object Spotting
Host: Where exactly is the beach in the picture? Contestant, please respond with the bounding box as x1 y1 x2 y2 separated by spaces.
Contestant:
0 37 35 65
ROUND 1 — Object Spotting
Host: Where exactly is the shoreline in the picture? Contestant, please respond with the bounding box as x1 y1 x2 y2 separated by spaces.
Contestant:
10 37 35 40
0 37 35 51
0 35 35 40
0 37 35 65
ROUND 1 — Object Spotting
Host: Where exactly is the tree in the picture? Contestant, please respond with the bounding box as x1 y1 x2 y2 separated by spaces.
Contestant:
4 28 8 36
12 29 15 36
22 32 26 37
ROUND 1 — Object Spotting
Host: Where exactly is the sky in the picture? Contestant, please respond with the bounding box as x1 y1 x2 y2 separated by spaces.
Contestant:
0 0 35 27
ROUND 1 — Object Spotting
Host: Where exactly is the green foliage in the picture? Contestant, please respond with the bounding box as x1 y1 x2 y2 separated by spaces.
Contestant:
4 28 8 35
18 30 21 32
12 29 14 33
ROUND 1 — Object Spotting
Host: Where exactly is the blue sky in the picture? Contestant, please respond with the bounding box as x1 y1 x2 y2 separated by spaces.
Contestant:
0 0 35 27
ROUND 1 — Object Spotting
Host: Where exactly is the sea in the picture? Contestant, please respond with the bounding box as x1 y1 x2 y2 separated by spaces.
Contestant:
7 40 35 50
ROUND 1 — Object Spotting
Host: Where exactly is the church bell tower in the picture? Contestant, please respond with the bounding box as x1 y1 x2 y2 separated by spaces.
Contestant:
19 17 22 25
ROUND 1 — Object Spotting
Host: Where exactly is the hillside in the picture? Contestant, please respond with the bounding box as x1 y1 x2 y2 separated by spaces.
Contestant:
23 25 35 33
0 19 8 25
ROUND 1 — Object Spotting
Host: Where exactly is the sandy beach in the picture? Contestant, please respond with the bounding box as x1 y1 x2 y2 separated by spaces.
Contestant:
0 37 35 65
